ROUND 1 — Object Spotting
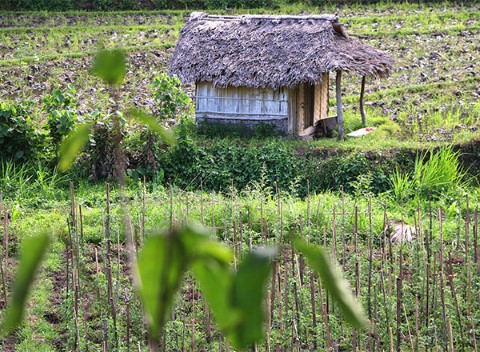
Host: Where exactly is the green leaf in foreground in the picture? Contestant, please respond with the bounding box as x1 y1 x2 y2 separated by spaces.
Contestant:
58 123 92 171
192 254 236 330
137 225 275 349
136 232 187 340
2 233 49 336
92 48 126 86
230 247 276 348
295 239 367 329
127 109 175 146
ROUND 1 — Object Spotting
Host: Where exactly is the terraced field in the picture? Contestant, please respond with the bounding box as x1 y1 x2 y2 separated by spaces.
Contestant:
1 2 479 142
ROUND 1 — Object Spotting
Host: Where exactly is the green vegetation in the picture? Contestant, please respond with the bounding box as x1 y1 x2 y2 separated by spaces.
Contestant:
0 2 480 351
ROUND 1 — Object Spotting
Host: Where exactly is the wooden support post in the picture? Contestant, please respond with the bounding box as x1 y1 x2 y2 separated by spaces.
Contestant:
360 75 366 126
336 71 344 140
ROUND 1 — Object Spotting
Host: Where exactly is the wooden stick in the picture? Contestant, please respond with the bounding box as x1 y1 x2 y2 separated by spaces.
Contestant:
360 75 367 125
341 187 346 271
309 271 317 350
439 209 447 348
396 276 402 351
402 303 414 352
336 70 345 140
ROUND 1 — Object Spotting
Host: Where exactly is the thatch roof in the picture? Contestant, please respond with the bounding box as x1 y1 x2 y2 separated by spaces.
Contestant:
169 12 394 89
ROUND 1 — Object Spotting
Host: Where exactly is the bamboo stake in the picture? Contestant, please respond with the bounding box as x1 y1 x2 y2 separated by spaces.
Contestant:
1 207 7 303
372 283 378 352
191 286 196 352
308 272 317 348
367 197 373 322
402 303 414 352
169 178 173 230
323 302 331 351
205 304 212 345
103 318 108 352
126 301 131 352
307 180 311 227
447 319 454 352
239 211 243 259
341 187 346 271
294 282 301 351
70 182 80 350
200 179 204 225
425 205 431 329
277 265 283 334
283 256 290 336
439 209 447 349
389 327 394 352
141 176 146 244
380 270 390 338
415 295 419 351
332 204 337 260
105 183 117 346
79 204 84 252
396 276 402 351
270 261 276 325
447 252 464 341
474 207 478 267
211 193 215 237
299 216 304 286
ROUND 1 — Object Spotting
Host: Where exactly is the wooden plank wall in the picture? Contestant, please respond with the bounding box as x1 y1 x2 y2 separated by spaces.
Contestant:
314 72 329 122
195 82 289 120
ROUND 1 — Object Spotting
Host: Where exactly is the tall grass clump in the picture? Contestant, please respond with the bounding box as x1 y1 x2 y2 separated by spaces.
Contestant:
390 146 468 203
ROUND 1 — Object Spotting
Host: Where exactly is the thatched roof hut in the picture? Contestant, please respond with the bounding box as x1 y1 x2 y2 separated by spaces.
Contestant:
170 12 394 138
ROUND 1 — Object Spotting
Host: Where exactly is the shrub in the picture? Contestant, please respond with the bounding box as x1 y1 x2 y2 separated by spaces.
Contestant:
43 86 78 158
0 102 42 163
152 73 193 122
88 113 118 181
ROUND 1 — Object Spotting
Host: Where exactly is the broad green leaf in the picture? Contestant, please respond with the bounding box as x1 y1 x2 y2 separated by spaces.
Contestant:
294 239 367 329
192 257 238 330
136 232 187 340
59 123 92 171
127 109 175 146
180 225 232 263
182 225 238 333
92 49 126 86
230 247 276 348
2 233 49 336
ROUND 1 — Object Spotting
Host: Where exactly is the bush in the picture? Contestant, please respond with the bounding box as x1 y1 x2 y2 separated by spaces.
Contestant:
43 86 78 158
0 102 43 163
88 114 118 181
152 73 193 122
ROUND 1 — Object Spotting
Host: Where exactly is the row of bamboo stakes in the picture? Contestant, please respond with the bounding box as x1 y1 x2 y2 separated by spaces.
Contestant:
1 182 479 351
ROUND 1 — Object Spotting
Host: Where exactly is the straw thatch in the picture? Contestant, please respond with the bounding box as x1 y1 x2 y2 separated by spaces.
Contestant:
170 12 394 89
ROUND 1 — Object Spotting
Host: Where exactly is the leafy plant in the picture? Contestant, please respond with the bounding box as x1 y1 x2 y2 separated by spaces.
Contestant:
137 225 274 349
152 73 193 122
43 86 78 156
390 146 468 202
413 146 467 199
0 101 41 162
390 167 412 203
1 233 49 336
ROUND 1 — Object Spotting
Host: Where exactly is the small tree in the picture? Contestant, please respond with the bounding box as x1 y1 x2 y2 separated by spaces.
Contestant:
152 73 193 123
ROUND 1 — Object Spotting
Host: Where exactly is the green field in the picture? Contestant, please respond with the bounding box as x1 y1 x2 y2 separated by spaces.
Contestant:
0 2 480 351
